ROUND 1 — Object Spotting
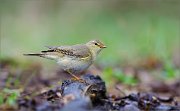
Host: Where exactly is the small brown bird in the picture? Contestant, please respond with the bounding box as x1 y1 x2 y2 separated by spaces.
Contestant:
24 40 106 81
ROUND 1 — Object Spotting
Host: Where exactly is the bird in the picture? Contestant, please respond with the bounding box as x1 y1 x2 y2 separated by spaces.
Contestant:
24 40 106 81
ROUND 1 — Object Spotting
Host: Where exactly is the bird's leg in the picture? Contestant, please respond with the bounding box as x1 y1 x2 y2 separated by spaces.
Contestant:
66 70 85 83
67 70 79 80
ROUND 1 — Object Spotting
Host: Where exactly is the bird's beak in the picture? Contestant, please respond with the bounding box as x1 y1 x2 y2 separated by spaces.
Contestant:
101 45 107 48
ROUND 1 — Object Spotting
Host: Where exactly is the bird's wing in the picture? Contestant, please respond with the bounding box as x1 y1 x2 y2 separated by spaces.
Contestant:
43 44 91 58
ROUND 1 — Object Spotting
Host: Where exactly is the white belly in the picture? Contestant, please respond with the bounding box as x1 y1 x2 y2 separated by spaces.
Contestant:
56 56 92 73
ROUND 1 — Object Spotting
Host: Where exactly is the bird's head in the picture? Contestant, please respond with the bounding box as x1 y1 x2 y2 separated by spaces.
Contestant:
86 40 106 56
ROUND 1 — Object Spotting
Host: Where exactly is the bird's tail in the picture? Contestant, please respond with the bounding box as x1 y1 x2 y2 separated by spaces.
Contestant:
23 53 45 57
24 52 58 60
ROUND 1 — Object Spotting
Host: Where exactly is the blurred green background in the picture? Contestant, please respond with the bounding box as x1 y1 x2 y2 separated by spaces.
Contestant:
0 0 180 66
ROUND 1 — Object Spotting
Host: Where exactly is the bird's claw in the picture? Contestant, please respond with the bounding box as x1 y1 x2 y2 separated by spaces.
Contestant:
71 77 86 83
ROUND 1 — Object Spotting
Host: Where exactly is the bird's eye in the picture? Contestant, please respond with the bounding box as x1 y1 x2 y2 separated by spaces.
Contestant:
94 43 98 45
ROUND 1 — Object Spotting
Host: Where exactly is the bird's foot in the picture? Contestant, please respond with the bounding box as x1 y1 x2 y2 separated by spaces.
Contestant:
71 77 86 83
66 70 87 83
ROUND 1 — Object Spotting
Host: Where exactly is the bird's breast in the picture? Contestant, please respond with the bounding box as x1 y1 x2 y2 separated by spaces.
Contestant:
56 56 92 73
